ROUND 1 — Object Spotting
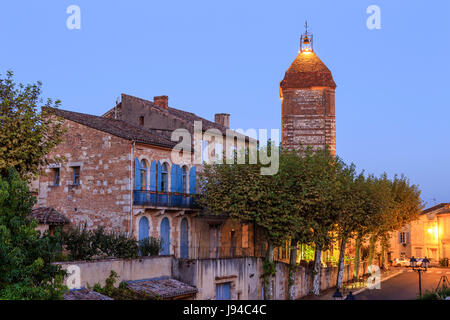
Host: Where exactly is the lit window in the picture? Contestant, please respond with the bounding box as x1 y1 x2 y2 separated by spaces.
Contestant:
73 166 81 185
399 232 406 244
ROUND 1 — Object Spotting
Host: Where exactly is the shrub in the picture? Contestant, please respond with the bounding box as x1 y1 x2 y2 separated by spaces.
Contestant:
420 287 450 300
91 271 161 300
62 225 98 261
62 226 163 261
139 237 162 257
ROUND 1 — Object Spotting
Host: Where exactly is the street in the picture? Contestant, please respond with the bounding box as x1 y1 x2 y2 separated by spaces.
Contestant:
356 268 450 300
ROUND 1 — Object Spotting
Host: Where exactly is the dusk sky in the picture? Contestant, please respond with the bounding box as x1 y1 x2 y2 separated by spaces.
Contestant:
1 1 449 206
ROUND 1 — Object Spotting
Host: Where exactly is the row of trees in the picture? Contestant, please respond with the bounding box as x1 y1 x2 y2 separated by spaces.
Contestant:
198 145 422 299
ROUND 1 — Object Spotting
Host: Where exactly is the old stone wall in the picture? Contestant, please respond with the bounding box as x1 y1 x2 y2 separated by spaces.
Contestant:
38 119 133 232
281 88 336 155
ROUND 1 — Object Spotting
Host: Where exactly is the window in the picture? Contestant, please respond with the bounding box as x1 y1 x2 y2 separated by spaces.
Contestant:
139 116 144 126
242 225 249 248
181 166 187 194
140 159 148 190
399 232 407 244
73 166 80 185
52 168 60 186
161 163 168 192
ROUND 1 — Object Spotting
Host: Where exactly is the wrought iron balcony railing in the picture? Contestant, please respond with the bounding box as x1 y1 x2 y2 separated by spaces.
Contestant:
133 190 199 209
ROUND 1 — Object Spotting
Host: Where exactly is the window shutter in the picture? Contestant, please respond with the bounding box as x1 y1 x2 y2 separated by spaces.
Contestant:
157 161 162 191
189 166 196 194
177 165 182 193
406 232 410 244
134 158 141 190
171 165 178 193
150 161 157 191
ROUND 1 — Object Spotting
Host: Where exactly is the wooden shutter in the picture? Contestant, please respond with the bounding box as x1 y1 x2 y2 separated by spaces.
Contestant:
157 161 162 191
171 164 178 192
189 166 196 194
134 158 141 190
150 161 157 191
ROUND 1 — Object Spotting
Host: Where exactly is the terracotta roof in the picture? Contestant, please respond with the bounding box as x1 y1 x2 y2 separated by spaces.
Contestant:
281 51 336 89
64 288 113 300
105 94 255 143
48 107 177 149
126 278 198 299
422 203 450 215
31 207 70 226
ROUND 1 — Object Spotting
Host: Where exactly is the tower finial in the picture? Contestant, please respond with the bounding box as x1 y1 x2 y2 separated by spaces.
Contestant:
300 21 313 53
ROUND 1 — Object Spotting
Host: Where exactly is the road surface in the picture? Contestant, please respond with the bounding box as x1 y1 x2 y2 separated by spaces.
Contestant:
356 267 449 300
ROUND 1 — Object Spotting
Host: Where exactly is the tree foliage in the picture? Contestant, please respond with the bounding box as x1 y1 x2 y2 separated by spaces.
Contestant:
0 71 64 180
0 169 67 299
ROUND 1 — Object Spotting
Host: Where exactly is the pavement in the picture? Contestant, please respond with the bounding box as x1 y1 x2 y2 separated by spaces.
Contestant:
300 267 450 300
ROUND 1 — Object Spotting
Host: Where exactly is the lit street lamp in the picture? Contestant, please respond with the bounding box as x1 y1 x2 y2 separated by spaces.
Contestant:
410 256 430 299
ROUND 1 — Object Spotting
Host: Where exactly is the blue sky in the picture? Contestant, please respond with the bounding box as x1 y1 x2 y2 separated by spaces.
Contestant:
0 1 449 206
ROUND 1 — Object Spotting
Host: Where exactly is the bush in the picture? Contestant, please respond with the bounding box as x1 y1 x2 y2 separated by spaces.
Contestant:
62 226 162 261
139 237 162 257
439 258 449 267
91 271 161 300
62 225 97 260
420 287 450 300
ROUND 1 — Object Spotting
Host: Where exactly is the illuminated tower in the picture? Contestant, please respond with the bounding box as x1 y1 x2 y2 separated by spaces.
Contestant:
280 23 337 155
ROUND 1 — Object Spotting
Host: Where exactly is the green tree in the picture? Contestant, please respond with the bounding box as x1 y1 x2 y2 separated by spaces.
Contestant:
333 165 367 289
198 147 301 300
0 71 64 180
0 169 67 299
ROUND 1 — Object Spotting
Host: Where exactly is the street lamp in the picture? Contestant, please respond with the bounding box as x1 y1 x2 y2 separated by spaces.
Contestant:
410 256 430 299
332 288 343 300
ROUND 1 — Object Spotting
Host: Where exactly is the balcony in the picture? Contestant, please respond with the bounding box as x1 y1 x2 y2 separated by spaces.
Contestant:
133 190 200 209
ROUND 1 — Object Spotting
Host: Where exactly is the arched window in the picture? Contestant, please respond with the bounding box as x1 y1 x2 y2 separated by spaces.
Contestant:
138 216 149 242
140 159 148 190
161 163 169 192
181 166 188 194
180 218 189 258
160 217 170 255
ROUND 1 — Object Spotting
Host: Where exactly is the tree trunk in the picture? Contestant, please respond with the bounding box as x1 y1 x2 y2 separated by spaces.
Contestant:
353 235 361 280
264 241 274 300
368 234 376 269
336 236 347 289
288 240 297 300
312 247 322 295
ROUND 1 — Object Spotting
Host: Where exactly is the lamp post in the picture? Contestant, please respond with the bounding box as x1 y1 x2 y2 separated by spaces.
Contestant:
410 256 430 299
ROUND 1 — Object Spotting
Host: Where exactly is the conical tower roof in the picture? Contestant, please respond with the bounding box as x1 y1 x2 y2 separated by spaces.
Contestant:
280 51 336 89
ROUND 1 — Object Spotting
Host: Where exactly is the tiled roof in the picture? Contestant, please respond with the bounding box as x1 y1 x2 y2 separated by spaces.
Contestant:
422 203 450 215
49 107 177 149
31 207 70 226
105 94 254 143
281 51 336 89
126 278 198 299
64 288 113 300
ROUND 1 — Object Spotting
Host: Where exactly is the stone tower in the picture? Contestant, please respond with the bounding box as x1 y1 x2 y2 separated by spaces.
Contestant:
280 25 337 155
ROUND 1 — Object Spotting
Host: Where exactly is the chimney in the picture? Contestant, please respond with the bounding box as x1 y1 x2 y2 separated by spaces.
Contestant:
154 95 169 109
214 113 230 129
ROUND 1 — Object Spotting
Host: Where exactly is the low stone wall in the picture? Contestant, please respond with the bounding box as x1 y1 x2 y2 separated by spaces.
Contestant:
55 255 373 299
55 256 173 288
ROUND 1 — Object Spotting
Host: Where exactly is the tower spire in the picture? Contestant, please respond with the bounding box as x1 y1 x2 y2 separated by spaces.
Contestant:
300 20 313 53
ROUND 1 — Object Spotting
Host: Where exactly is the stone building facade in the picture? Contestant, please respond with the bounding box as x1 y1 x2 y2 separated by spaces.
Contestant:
36 95 260 260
